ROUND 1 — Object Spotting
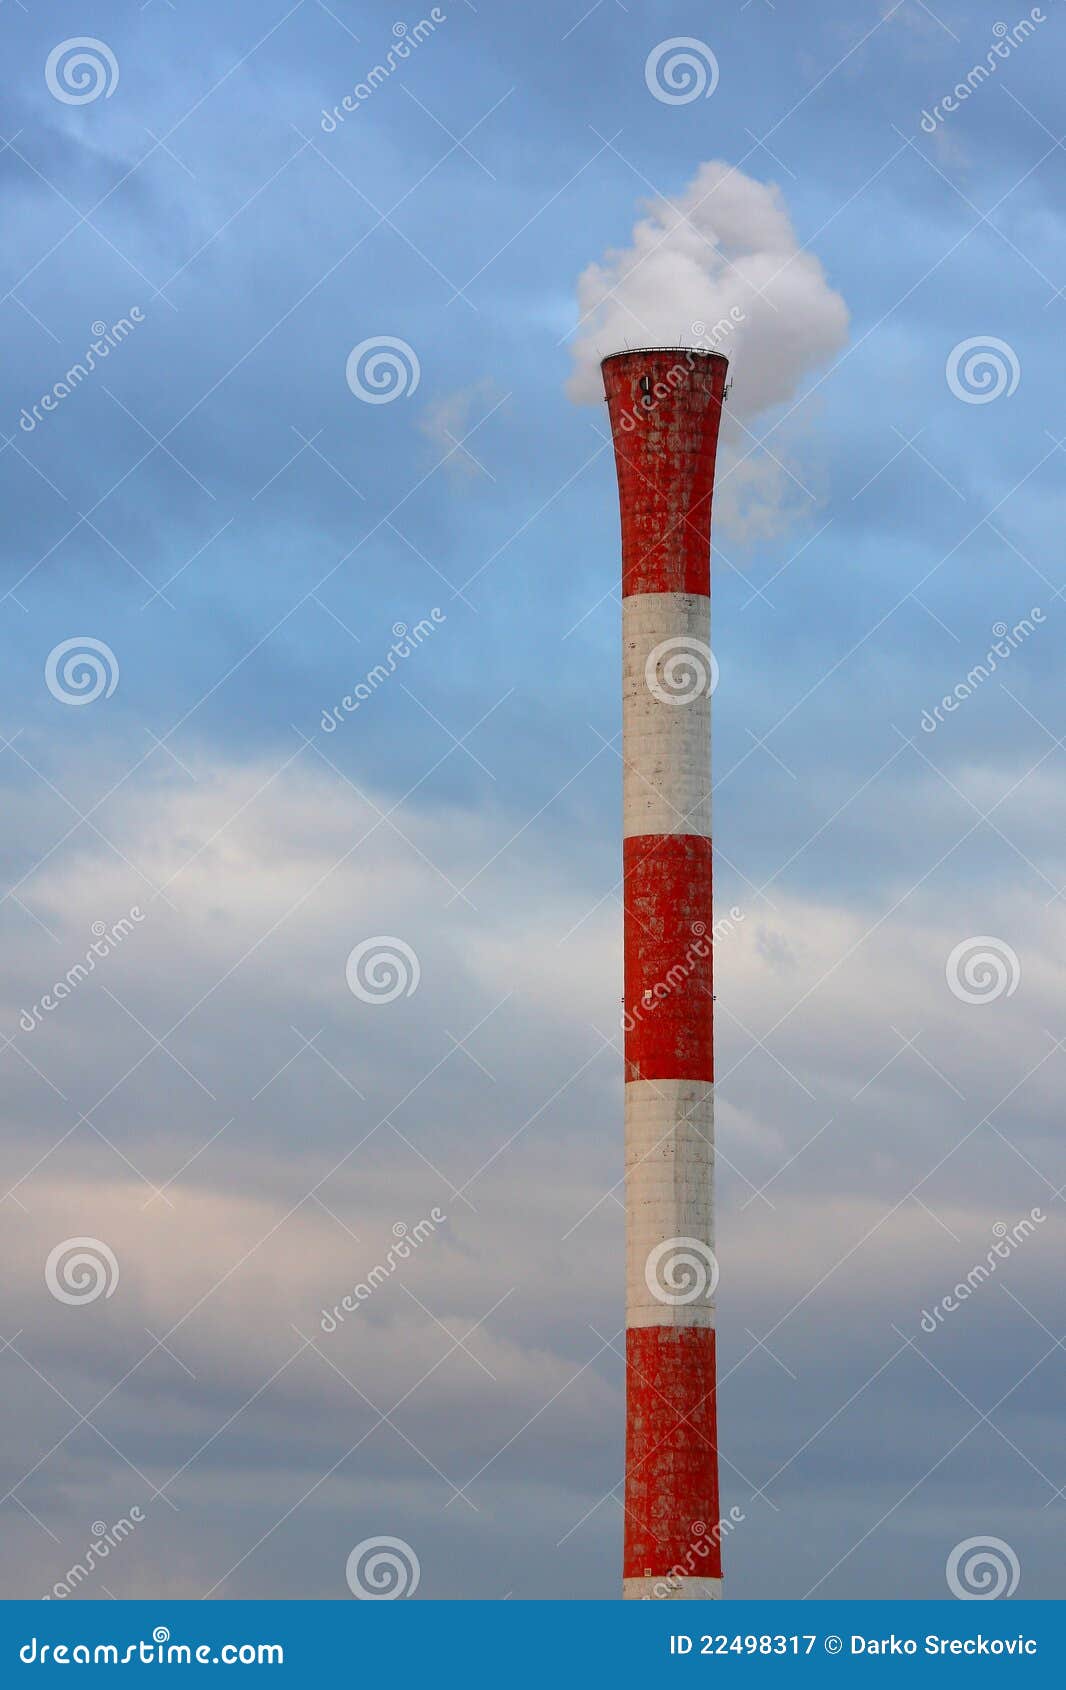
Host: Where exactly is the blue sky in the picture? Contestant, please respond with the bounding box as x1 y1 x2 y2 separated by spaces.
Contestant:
1 0 1063 1602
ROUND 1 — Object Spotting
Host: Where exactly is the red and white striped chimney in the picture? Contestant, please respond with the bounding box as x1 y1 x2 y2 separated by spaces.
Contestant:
602 347 728 1601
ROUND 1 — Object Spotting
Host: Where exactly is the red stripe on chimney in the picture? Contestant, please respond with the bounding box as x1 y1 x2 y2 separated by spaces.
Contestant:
623 834 713 1084
623 1325 722 1580
603 351 727 599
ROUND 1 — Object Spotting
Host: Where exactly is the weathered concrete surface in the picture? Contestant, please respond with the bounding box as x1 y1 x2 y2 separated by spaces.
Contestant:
604 348 727 1599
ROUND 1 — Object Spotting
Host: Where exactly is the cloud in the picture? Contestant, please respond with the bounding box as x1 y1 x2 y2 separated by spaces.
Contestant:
417 381 502 480
2 742 1063 1597
566 162 849 541
567 161 849 416
712 429 824 545
2 0 1063 1605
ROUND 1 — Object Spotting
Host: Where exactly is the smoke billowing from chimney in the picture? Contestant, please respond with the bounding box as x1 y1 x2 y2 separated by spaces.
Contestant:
568 161 849 539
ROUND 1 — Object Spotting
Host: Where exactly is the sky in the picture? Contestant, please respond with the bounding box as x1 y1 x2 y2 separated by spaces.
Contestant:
1 0 1064 1603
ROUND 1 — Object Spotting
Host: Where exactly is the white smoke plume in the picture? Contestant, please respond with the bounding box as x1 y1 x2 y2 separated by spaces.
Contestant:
567 161 849 540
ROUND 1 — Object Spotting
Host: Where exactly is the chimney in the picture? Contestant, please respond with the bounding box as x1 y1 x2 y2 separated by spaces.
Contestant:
602 346 728 1601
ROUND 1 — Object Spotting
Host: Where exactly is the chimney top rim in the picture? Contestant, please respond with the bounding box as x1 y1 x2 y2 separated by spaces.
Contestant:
600 346 729 367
